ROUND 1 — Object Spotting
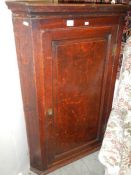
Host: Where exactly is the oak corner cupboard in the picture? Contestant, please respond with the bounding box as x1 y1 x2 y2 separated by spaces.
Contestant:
6 1 129 174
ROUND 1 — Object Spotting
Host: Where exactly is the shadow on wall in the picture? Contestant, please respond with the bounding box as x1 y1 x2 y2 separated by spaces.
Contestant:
0 1 29 175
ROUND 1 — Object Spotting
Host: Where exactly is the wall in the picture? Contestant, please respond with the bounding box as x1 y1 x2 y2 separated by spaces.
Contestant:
0 1 29 175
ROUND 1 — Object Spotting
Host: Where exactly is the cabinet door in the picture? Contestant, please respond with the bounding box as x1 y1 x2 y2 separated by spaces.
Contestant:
42 26 116 166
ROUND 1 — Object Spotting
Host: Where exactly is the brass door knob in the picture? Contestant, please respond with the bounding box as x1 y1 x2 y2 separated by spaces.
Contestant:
47 108 53 116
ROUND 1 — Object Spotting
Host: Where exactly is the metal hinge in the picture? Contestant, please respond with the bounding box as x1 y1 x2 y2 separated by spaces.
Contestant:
112 44 117 57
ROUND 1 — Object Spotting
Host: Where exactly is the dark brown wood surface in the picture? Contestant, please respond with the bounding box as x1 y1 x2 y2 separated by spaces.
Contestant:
6 1 129 14
6 1 129 174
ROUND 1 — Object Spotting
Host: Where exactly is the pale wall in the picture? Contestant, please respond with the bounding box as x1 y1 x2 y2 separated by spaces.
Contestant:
0 1 29 175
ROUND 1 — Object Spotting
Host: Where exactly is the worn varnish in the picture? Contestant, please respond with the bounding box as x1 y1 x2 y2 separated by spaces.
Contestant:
6 1 129 174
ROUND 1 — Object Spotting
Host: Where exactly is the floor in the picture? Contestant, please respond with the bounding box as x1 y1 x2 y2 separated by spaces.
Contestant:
30 151 105 175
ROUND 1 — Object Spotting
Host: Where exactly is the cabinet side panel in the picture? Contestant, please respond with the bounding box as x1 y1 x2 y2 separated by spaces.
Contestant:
108 17 125 115
103 16 125 126
12 17 44 170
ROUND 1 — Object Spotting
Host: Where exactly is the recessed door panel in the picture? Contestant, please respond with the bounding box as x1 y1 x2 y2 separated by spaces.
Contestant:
53 39 107 155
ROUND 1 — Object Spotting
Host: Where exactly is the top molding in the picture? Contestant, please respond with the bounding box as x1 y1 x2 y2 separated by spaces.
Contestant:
6 1 129 15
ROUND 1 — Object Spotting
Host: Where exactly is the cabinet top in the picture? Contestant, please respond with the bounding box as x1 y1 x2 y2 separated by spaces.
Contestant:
6 1 129 15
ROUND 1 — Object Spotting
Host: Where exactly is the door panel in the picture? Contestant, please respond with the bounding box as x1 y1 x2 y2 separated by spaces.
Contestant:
53 39 107 155
42 26 115 165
